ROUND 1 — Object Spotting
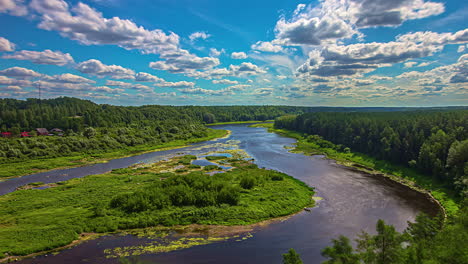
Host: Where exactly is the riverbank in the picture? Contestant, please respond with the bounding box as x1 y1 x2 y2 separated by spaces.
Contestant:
0 129 229 180
0 153 314 261
206 120 273 126
251 123 457 217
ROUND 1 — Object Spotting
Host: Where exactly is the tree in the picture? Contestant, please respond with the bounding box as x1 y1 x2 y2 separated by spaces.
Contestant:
374 219 404 264
283 248 303 264
83 127 97 138
321 236 360 264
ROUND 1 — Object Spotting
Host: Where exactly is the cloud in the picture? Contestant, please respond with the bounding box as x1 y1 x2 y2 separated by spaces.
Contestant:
296 33 447 77
42 73 95 83
156 80 195 88
251 41 283 53
277 75 288 80
186 62 267 79
252 87 274 96
149 50 220 73
76 59 135 79
349 0 444 28
227 84 250 91
404 61 418 68
0 0 27 16
0 36 15 51
397 54 468 85
2 49 74 65
263 0 445 47
179 87 234 96
135 72 164 82
212 79 238 85
189 31 210 41
105 80 153 91
0 66 42 78
209 48 224 57
0 75 32 86
275 13 357 46
396 29 468 45
458 45 466 53
229 62 266 76
231 51 247 59
91 85 124 94
29 0 180 55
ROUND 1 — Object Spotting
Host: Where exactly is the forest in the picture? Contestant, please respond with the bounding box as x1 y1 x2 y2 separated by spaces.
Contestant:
274 111 468 197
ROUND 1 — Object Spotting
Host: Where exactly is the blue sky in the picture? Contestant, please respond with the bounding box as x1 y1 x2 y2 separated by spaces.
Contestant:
0 0 466 106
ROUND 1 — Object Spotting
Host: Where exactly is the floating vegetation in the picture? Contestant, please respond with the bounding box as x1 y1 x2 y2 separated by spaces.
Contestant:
104 233 253 258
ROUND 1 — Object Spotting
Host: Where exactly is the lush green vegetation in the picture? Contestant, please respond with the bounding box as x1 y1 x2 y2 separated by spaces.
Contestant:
0 157 314 258
321 205 467 264
274 111 467 198
0 129 226 179
206 120 273 126
283 248 303 264
256 123 458 215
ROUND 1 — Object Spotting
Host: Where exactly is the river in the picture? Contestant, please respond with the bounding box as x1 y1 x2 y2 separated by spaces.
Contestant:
8 124 440 264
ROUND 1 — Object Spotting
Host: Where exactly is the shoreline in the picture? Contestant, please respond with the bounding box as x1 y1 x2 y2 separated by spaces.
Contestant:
0 129 230 182
206 120 273 126
0 194 313 263
256 123 449 219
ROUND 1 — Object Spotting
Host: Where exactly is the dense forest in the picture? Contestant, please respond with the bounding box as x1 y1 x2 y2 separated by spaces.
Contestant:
1 97 465 131
274 111 468 197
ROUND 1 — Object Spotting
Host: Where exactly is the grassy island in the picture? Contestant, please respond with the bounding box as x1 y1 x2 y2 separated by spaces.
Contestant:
0 154 314 259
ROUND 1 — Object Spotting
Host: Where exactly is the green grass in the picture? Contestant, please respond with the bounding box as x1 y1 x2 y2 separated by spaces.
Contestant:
205 155 228 161
0 159 314 257
0 129 227 180
254 123 459 216
206 120 273 126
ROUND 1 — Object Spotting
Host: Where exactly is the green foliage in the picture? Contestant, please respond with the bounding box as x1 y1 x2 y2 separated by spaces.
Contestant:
0 165 314 256
322 205 468 264
205 155 228 161
204 165 221 171
321 236 360 264
283 248 303 264
240 176 256 189
275 111 467 199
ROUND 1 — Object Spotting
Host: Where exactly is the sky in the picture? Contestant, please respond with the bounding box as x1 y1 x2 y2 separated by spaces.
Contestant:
0 0 467 106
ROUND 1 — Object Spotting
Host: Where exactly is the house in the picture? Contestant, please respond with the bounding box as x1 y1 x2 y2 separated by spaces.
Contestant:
20 131 31 137
50 128 64 133
36 128 49 136
1 132 12 138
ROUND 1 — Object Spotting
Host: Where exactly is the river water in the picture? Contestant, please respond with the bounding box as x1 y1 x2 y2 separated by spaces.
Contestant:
9 124 440 264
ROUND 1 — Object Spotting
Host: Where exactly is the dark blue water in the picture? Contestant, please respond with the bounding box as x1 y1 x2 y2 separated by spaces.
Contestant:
13 124 440 264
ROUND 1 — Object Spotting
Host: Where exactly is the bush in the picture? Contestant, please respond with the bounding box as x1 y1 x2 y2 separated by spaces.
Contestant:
217 186 240 205
271 174 284 181
204 165 220 171
240 176 256 189
206 155 228 161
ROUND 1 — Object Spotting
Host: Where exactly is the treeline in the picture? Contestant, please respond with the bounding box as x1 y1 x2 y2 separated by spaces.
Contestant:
2 97 465 131
274 111 468 197
0 98 215 162
321 206 467 264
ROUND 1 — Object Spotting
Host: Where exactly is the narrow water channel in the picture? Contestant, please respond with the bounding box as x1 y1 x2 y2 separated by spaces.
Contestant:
10 124 440 264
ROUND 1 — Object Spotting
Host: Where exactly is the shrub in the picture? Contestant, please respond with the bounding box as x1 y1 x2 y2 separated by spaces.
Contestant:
240 176 256 189
271 174 284 181
217 186 240 205
204 165 220 171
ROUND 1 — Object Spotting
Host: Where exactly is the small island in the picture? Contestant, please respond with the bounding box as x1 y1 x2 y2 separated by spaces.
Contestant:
0 152 315 260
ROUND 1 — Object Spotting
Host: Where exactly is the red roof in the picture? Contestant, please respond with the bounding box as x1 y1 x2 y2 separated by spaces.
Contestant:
1 132 11 135
21 132 31 137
